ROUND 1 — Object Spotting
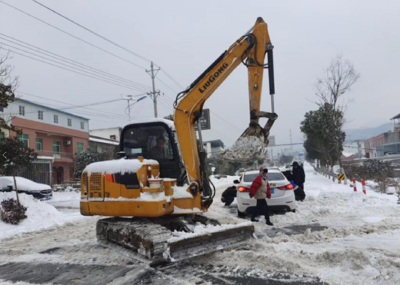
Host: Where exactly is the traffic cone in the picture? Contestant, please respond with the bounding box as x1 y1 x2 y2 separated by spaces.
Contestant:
362 180 366 195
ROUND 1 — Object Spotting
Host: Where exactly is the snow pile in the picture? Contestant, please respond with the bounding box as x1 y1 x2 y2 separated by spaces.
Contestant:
127 118 175 130
0 192 84 240
168 221 253 242
219 136 265 162
0 177 51 192
83 158 158 175
173 206 202 214
210 175 240 190
172 185 193 199
195 162 400 285
104 191 167 202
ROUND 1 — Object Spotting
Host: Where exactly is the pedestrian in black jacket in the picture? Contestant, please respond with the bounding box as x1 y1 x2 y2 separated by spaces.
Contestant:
292 161 306 201
221 186 237 206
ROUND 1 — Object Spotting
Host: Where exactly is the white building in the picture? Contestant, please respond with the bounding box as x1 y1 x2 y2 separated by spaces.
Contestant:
343 140 365 158
89 127 122 142
203 140 225 158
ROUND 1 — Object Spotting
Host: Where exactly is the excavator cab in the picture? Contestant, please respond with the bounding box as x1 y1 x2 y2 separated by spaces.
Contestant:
120 120 185 184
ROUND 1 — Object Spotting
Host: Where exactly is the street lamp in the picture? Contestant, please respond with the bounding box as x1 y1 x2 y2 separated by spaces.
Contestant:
121 94 147 121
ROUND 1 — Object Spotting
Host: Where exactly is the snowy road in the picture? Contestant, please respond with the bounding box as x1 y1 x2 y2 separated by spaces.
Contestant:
1 163 400 284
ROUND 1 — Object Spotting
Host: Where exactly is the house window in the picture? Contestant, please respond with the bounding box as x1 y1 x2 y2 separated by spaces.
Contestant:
38 110 43 120
36 138 43 151
53 141 61 154
18 134 29 148
0 132 4 140
77 142 84 153
0 105 3 112
80 122 84 130
110 135 116 140
54 115 58 124
68 118 72 127
19 106 25 116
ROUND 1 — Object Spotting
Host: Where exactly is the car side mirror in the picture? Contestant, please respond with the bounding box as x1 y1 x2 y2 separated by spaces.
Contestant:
233 180 240 184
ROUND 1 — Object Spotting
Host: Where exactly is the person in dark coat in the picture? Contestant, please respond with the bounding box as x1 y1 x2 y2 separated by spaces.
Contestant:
249 167 273 226
292 161 306 201
221 186 237 206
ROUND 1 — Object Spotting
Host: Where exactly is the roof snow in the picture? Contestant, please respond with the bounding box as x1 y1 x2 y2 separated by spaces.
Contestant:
84 158 159 175
125 118 175 130
89 137 119 145
342 152 355 157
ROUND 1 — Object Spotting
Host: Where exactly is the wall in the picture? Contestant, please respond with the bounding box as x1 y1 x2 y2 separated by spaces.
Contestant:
10 105 89 184
88 140 118 160
4 100 89 132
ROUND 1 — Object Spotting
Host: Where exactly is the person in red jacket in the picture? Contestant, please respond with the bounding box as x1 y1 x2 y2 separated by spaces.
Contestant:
249 167 273 226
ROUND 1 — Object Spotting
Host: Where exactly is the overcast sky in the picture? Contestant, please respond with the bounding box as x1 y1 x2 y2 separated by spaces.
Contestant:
1 0 400 151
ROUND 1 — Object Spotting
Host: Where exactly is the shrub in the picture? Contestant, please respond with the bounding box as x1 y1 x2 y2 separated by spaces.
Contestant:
0 198 27 225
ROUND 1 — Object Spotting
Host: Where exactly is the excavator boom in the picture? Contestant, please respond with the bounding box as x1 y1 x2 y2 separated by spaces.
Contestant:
174 17 277 211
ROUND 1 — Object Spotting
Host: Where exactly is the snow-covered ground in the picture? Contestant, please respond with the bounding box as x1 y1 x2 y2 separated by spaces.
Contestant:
198 163 400 284
0 191 85 240
1 164 400 284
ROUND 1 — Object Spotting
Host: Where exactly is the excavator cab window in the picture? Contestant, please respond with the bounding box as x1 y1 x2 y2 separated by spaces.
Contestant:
122 124 174 161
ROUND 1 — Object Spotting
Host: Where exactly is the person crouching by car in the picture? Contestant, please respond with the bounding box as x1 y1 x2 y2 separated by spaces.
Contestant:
282 169 302 200
249 167 273 226
292 161 306 201
221 186 237 206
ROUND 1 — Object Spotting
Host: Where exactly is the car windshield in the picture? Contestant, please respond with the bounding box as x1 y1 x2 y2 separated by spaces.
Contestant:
243 172 285 182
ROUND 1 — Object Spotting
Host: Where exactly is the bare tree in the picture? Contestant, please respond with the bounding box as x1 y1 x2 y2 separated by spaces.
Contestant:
0 52 20 132
314 55 360 169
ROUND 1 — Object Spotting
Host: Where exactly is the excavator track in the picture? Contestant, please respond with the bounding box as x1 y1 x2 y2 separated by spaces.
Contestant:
96 217 254 265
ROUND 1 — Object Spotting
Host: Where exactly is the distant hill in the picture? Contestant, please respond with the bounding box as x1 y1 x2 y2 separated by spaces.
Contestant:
345 123 393 142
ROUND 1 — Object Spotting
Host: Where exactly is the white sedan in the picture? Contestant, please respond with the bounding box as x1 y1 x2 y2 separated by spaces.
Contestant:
236 169 296 217
0 177 53 200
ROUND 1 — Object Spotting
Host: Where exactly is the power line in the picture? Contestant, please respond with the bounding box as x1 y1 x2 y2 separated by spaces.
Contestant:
30 0 191 97
0 0 147 70
22 99 126 121
17 91 133 120
0 41 150 92
160 69 184 89
0 46 146 91
0 33 152 91
31 0 153 64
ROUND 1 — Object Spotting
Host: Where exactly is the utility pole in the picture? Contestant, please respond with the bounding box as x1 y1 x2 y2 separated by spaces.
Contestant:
146 62 161 118
289 130 293 151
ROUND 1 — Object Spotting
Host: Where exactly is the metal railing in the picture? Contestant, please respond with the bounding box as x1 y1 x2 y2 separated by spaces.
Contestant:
37 150 73 159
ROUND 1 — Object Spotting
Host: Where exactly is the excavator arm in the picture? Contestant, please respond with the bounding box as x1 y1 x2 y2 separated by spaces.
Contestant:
174 17 277 211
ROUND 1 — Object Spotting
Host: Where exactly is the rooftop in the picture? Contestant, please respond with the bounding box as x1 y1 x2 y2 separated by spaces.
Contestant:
18 98 89 120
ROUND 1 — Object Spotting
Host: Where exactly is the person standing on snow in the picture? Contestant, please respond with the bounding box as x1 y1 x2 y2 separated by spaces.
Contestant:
292 161 306 201
249 167 273 226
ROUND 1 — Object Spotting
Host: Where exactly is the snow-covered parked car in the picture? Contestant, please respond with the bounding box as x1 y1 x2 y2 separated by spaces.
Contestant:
0 177 52 200
236 169 296 217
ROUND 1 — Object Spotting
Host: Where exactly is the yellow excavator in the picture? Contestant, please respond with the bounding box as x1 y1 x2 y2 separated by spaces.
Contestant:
80 17 277 264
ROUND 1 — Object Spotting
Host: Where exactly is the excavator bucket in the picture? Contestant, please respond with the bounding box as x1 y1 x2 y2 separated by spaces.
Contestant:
96 217 255 265
219 120 273 162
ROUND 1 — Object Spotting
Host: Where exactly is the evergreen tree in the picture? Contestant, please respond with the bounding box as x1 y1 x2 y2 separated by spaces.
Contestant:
74 147 109 177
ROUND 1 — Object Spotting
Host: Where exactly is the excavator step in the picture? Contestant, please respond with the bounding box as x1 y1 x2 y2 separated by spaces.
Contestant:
96 217 255 265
